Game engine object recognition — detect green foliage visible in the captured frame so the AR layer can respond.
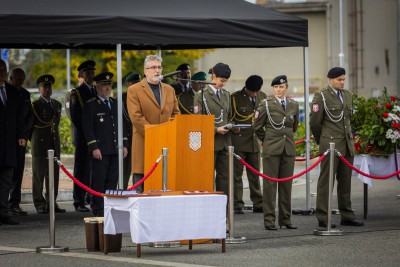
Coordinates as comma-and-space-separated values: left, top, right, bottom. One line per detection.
59, 116, 74, 154
294, 123, 319, 157
351, 88, 399, 156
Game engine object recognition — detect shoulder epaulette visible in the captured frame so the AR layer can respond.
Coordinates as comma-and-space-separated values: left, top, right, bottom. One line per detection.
87, 97, 96, 103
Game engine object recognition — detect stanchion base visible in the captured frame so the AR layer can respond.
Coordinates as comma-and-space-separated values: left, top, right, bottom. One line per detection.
313, 229, 343, 236
226, 237, 247, 244
397, 194, 400, 199
36, 246, 69, 253
149, 241, 181, 248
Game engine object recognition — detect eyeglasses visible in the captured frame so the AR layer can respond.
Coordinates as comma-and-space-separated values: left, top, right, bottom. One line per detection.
146, 66, 163, 70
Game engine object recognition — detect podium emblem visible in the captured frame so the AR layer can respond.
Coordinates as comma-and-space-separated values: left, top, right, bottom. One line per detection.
189, 131, 202, 151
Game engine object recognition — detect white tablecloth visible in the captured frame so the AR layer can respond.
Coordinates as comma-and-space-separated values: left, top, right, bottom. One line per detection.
353, 153, 400, 187
104, 194, 227, 244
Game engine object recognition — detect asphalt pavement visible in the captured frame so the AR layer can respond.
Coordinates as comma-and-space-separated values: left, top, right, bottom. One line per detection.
1, 164, 400, 267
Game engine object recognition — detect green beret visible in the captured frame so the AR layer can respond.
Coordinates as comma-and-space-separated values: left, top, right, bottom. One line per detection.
192, 71, 207, 81
271, 75, 287, 86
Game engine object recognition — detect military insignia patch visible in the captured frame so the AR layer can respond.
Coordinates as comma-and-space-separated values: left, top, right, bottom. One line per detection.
312, 104, 319, 112
289, 114, 294, 120
193, 105, 199, 114
254, 110, 260, 120
189, 131, 202, 151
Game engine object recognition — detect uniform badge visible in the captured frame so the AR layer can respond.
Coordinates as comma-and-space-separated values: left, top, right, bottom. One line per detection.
312, 104, 319, 112
100, 117, 104, 122
289, 114, 294, 120
189, 131, 202, 151
194, 105, 199, 114
254, 110, 260, 120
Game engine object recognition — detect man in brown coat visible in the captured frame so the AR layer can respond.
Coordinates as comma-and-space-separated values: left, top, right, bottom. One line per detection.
127, 55, 180, 192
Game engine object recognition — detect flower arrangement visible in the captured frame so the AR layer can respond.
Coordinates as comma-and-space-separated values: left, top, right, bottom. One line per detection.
351, 88, 399, 156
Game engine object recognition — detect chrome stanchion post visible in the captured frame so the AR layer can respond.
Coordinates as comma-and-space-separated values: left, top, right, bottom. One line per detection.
314, 143, 343, 236
226, 146, 246, 244
162, 148, 168, 192
36, 150, 69, 253
149, 148, 181, 248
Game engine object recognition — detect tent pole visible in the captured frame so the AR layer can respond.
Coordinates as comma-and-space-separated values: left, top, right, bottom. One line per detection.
303, 47, 311, 210
116, 44, 124, 188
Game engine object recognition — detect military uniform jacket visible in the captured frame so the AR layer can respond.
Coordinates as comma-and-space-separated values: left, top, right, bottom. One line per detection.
254, 97, 299, 156
17, 87, 33, 140
172, 82, 191, 97
69, 82, 96, 146
193, 85, 233, 151
82, 97, 128, 155
31, 97, 62, 157
310, 86, 354, 156
231, 89, 267, 153
0, 82, 24, 168
127, 79, 180, 173
177, 89, 195, 114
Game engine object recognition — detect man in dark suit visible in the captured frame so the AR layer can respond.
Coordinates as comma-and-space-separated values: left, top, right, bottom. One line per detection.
69, 60, 96, 212
254, 75, 299, 231
171, 63, 191, 96
310, 67, 364, 228
0, 59, 25, 225
31, 74, 66, 214
193, 63, 238, 196
122, 73, 141, 189
231, 75, 265, 214
177, 71, 206, 114
8, 68, 33, 216
82, 72, 128, 216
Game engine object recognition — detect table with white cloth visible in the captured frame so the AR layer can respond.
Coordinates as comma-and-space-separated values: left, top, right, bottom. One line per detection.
353, 153, 400, 218
104, 194, 227, 257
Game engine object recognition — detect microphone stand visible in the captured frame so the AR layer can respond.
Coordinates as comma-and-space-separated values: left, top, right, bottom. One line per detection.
175, 78, 216, 115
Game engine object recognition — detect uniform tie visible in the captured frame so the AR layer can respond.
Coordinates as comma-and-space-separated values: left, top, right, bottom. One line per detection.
281, 100, 286, 111
337, 90, 343, 103
251, 96, 256, 107
216, 90, 221, 100
104, 99, 110, 109
91, 86, 96, 96
0, 85, 6, 106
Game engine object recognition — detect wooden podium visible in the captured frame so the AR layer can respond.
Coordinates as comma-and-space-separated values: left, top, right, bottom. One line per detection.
144, 114, 214, 191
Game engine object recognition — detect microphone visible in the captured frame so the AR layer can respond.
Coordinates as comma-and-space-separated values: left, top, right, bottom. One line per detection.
159, 70, 182, 80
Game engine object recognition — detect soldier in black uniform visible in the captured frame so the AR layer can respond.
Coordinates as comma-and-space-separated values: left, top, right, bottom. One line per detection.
31, 74, 66, 214
69, 60, 96, 212
171, 63, 191, 96
82, 72, 128, 216
177, 71, 207, 114
8, 68, 33, 216
122, 73, 141, 189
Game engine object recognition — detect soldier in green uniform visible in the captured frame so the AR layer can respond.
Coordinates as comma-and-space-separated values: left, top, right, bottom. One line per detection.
254, 75, 299, 230
122, 73, 141, 189
193, 63, 238, 195
31, 74, 66, 214
231, 75, 265, 214
171, 63, 191, 96
177, 71, 207, 114
310, 67, 364, 228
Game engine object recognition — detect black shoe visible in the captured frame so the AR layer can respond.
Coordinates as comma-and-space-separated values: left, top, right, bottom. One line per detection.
75, 205, 90, 212
9, 206, 28, 216
37, 208, 48, 215
1, 217, 20, 225
280, 224, 298, 229
341, 218, 364, 226
234, 208, 244, 214
54, 206, 66, 213
318, 220, 336, 228
92, 211, 104, 217
253, 207, 263, 213
265, 225, 277, 231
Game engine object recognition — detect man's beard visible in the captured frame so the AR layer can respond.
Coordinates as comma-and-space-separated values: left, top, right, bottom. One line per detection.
149, 74, 161, 83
